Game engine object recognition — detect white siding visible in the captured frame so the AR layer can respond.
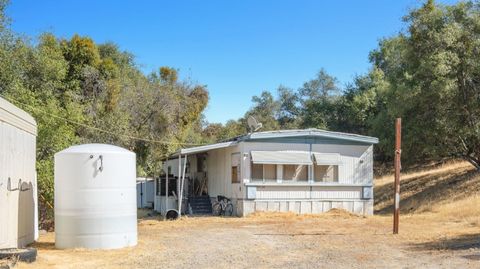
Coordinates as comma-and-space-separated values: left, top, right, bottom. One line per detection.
0, 98, 37, 248
207, 145, 240, 198
254, 186, 362, 200
159, 138, 375, 216
310, 144, 373, 185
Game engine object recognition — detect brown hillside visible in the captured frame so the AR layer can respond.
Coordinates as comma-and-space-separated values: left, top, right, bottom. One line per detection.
375, 161, 479, 215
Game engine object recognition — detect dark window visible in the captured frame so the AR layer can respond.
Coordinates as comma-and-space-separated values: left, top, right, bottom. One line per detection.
232, 166, 239, 183
251, 163, 263, 181
159, 176, 178, 196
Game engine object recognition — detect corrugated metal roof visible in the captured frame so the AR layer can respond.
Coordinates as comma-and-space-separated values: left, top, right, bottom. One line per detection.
245, 129, 378, 144
251, 150, 313, 165
170, 128, 378, 158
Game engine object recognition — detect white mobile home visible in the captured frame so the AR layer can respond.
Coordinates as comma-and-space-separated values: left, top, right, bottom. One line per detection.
156, 129, 378, 216
0, 97, 38, 248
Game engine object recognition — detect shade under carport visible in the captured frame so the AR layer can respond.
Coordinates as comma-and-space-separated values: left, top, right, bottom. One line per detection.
312, 152, 342, 165
250, 151, 312, 165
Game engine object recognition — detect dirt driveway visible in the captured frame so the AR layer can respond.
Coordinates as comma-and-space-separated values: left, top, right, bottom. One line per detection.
17, 211, 479, 269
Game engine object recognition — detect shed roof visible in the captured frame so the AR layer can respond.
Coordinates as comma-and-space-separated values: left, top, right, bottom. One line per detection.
0, 97, 37, 136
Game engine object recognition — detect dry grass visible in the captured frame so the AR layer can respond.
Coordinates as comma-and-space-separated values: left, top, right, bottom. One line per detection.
375, 160, 472, 187
373, 160, 480, 252
375, 160, 479, 215
18, 211, 479, 269
14, 160, 480, 268
247, 208, 360, 220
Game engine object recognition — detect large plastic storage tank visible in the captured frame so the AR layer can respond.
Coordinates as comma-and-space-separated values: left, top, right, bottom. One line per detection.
54, 144, 137, 249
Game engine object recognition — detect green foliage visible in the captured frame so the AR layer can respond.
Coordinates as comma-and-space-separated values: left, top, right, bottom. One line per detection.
203, 1, 480, 170
2, 0, 480, 220
0, 3, 209, 213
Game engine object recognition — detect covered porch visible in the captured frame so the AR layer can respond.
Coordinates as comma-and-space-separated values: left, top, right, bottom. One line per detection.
154, 141, 237, 216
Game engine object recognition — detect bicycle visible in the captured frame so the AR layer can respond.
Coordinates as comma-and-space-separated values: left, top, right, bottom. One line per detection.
212, 195, 233, 216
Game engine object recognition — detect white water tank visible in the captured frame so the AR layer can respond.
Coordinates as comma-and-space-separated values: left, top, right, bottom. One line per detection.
54, 144, 137, 249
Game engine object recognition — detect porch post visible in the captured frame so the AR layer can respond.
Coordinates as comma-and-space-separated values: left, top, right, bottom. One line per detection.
165, 157, 168, 216
178, 154, 187, 216
177, 154, 181, 212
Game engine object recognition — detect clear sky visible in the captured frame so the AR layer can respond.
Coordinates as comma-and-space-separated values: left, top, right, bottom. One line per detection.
6, 0, 456, 124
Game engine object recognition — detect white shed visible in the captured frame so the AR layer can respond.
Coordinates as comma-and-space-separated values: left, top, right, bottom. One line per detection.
157, 129, 378, 216
0, 97, 38, 248
136, 177, 155, 208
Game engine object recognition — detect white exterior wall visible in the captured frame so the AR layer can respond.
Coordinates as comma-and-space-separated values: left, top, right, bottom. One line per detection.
0, 97, 38, 248
206, 145, 241, 198
155, 139, 375, 217
136, 178, 155, 208
310, 144, 373, 185
239, 141, 374, 216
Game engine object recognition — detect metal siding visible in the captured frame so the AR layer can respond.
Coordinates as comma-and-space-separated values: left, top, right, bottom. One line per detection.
255, 186, 362, 200
205, 145, 240, 198
244, 142, 373, 185
164, 140, 375, 216
310, 144, 372, 185
0, 120, 37, 248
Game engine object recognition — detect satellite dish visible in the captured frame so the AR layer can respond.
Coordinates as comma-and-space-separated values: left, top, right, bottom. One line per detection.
247, 116, 263, 133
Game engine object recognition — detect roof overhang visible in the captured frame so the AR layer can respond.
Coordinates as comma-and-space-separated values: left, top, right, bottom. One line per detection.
169, 141, 237, 158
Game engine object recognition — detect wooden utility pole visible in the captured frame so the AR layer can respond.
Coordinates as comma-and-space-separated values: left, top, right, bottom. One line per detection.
393, 118, 402, 234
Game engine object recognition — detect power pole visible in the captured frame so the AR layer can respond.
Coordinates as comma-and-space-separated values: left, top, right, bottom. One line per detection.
393, 118, 402, 234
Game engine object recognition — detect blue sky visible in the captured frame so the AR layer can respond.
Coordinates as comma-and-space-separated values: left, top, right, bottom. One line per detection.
7, 0, 457, 123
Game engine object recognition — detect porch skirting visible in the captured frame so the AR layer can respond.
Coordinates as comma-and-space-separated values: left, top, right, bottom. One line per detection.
236, 199, 373, 217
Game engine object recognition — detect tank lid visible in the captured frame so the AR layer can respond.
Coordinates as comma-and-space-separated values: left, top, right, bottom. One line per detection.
56, 143, 134, 155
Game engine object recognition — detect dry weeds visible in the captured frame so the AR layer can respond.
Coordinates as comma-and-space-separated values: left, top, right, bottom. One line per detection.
14, 161, 480, 269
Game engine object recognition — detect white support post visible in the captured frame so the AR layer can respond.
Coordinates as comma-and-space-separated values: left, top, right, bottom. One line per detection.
178, 154, 187, 217
276, 164, 283, 183
165, 157, 169, 216
177, 154, 181, 212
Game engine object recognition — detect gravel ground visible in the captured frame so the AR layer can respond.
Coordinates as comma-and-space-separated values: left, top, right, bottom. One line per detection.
17, 211, 479, 269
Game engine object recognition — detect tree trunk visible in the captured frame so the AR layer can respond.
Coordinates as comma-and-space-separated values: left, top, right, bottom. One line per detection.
464, 155, 480, 171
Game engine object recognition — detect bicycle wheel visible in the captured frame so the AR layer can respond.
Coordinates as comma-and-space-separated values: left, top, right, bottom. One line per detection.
224, 203, 233, 216
212, 202, 222, 216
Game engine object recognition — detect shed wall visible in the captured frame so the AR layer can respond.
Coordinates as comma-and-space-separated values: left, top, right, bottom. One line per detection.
0, 98, 38, 248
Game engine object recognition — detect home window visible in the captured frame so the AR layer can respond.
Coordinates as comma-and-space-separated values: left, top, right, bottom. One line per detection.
283, 165, 308, 181
251, 163, 263, 181
231, 153, 241, 183
250, 163, 277, 181
314, 165, 338, 182
264, 164, 277, 181
250, 151, 312, 182
231, 166, 239, 183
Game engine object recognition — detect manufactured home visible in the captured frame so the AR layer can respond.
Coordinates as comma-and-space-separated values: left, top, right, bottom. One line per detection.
155, 129, 378, 216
